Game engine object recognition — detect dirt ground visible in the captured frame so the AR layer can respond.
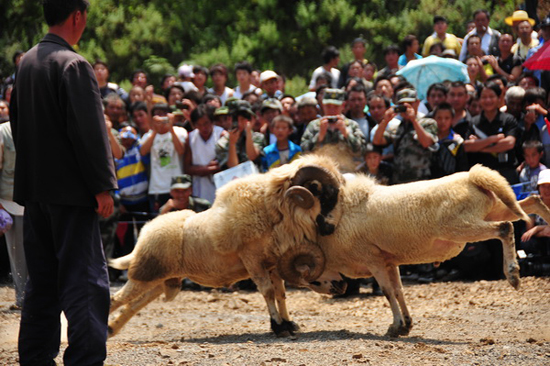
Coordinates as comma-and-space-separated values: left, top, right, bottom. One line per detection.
0, 277, 549, 366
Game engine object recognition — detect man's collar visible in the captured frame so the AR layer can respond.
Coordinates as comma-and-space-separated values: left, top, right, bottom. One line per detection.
41, 33, 76, 52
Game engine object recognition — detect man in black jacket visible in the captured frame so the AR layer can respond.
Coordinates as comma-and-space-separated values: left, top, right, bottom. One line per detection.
9, 1, 117, 365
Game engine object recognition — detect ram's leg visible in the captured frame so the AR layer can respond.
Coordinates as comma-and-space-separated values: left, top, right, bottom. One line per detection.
241, 255, 293, 337
371, 264, 407, 337
443, 221, 520, 290
498, 222, 521, 289
163, 277, 184, 302
520, 195, 550, 224
110, 279, 161, 313
388, 265, 412, 335
108, 284, 164, 337
270, 270, 299, 333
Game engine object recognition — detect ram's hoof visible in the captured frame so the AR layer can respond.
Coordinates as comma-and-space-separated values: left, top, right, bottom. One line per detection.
271, 319, 300, 337
507, 264, 521, 290
107, 325, 116, 338
385, 323, 411, 338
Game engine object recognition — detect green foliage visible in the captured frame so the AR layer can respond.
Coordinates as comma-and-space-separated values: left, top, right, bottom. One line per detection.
1, 0, 525, 95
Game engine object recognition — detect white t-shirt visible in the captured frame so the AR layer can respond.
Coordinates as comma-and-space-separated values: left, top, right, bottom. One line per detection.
140, 126, 188, 194
233, 84, 258, 99
208, 86, 234, 105
188, 126, 225, 203
309, 66, 340, 90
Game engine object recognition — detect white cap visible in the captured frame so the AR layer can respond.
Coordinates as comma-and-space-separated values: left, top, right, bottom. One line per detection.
178, 64, 195, 78
538, 169, 550, 186
260, 70, 278, 84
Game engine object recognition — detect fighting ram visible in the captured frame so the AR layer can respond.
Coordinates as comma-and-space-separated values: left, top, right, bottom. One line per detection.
279, 164, 550, 337
107, 155, 344, 337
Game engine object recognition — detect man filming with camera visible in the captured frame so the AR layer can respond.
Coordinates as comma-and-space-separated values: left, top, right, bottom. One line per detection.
373, 87, 438, 184
215, 99, 266, 169
300, 88, 366, 153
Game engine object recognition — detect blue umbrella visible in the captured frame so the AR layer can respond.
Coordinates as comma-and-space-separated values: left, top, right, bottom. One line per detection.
396, 55, 470, 100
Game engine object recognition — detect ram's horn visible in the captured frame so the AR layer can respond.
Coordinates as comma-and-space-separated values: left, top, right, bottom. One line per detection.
277, 241, 326, 284
291, 165, 341, 194
284, 186, 315, 209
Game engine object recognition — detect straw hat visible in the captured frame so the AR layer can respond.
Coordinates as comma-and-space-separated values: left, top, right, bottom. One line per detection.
505, 10, 535, 26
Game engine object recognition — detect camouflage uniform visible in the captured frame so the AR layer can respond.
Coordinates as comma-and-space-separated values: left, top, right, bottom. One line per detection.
384, 116, 438, 184
215, 131, 266, 170
300, 116, 366, 153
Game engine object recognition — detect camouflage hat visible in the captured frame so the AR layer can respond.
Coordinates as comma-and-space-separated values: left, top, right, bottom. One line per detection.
297, 97, 318, 109
171, 174, 192, 190
396, 88, 418, 104
261, 98, 283, 112
227, 99, 253, 118
214, 106, 229, 116
322, 88, 345, 105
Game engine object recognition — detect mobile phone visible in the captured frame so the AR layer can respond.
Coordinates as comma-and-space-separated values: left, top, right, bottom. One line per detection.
394, 105, 407, 113
327, 116, 338, 123
159, 116, 169, 124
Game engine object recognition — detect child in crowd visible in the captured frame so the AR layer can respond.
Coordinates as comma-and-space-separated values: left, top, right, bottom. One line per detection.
261, 115, 301, 172
520, 169, 550, 270
519, 140, 547, 192
356, 143, 392, 185
432, 102, 468, 178
116, 126, 150, 213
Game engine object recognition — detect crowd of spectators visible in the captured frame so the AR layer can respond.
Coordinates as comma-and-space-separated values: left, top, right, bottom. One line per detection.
1, 8, 550, 290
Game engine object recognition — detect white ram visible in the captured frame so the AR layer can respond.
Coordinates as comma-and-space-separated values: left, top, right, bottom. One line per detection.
279, 165, 550, 337
108, 154, 344, 337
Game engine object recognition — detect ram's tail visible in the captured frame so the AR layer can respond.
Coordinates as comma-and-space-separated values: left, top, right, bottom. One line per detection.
108, 253, 135, 270
468, 164, 531, 224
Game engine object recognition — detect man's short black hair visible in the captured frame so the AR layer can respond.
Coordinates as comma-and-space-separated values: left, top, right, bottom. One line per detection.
183, 90, 202, 105
130, 69, 148, 83
467, 35, 483, 47
347, 84, 368, 99
518, 71, 540, 87
351, 37, 367, 47
473, 9, 490, 20
433, 15, 447, 24
160, 73, 176, 87
315, 71, 333, 86
130, 101, 148, 115
522, 140, 543, 153
434, 102, 455, 118
524, 87, 547, 106
383, 44, 400, 56
427, 83, 448, 97
234, 61, 253, 74
480, 81, 502, 98
12, 50, 24, 65
43, 0, 89, 27
322, 46, 340, 64
164, 84, 185, 101
402, 35, 417, 50
487, 74, 508, 88
450, 81, 467, 91
209, 63, 228, 77
191, 104, 212, 124
92, 59, 108, 69
202, 93, 222, 106
367, 92, 391, 108
192, 65, 208, 76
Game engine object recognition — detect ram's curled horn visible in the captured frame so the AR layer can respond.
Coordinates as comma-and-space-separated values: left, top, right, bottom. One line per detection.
277, 241, 326, 284
284, 186, 315, 209
291, 165, 342, 191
